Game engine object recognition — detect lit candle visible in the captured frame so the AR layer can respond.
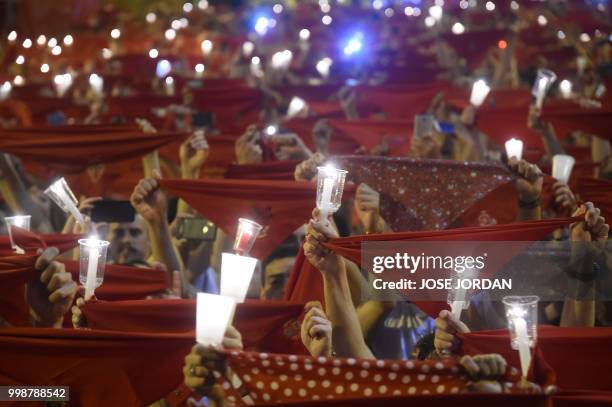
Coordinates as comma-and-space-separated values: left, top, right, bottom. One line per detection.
220, 252, 259, 303
532, 69, 557, 109
45, 178, 84, 224
505, 138, 523, 160
559, 79, 572, 99
552, 154, 575, 184
233, 218, 263, 255
287, 96, 306, 118
4, 215, 31, 253
513, 315, 531, 379
196, 293, 236, 347
79, 237, 110, 301
89, 73, 104, 95
85, 245, 99, 300
470, 79, 491, 107
316, 166, 347, 222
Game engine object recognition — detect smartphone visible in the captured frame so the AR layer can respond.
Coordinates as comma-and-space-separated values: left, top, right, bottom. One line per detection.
176, 218, 217, 241
192, 111, 215, 128
91, 200, 136, 223
413, 114, 436, 139
435, 121, 455, 135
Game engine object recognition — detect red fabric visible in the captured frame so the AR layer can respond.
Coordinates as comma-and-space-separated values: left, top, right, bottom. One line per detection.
0, 227, 81, 255
61, 260, 168, 301
328, 120, 412, 156
0, 124, 189, 173
334, 156, 513, 231
552, 390, 612, 406
285, 217, 576, 316
0, 253, 38, 327
215, 350, 535, 406
542, 105, 612, 142
265, 393, 550, 407
104, 95, 182, 119
461, 326, 612, 391
190, 87, 262, 133
0, 229, 81, 326
0, 328, 193, 407
356, 82, 451, 120
225, 160, 299, 180
80, 299, 306, 354
160, 179, 329, 259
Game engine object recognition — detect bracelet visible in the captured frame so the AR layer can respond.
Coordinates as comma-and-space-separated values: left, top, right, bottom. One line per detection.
518, 198, 541, 209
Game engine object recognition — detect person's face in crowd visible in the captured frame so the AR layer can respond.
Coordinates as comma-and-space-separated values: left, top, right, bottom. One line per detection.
260, 257, 294, 300
109, 215, 150, 265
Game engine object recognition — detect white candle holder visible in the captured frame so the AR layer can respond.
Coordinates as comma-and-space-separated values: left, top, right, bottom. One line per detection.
559, 79, 572, 99
88, 73, 104, 96
287, 96, 307, 118
532, 69, 557, 109
503, 295, 539, 379
552, 154, 575, 184
196, 293, 236, 347
233, 218, 263, 256
505, 138, 523, 160
4, 215, 31, 253
447, 266, 475, 320
220, 252, 258, 303
316, 165, 348, 221
44, 178, 84, 224
470, 79, 491, 108
78, 237, 110, 300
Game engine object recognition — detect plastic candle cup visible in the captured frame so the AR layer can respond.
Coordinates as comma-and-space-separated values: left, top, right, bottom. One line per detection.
503, 295, 539, 379
316, 166, 348, 222
4, 215, 31, 253
220, 252, 259, 303
505, 138, 523, 160
552, 154, 575, 184
89, 73, 104, 96
287, 96, 306, 118
447, 266, 475, 321
470, 79, 491, 107
233, 218, 263, 256
78, 237, 110, 300
532, 69, 557, 109
44, 178, 84, 224
196, 293, 236, 347
559, 79, 572, 99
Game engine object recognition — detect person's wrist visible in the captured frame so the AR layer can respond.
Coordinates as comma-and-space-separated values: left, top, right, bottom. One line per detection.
518, 195, 541, 208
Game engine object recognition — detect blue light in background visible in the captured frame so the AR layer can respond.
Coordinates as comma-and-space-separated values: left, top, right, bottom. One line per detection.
343, 32, 364, 56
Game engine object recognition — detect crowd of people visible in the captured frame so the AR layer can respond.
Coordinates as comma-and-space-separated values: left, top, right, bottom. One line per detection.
0, 0, 611, 405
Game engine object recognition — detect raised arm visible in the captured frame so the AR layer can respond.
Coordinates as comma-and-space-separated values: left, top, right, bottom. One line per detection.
304, 209, 374, 359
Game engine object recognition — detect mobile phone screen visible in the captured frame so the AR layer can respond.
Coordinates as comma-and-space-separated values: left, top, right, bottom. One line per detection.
91, 200, 136, 223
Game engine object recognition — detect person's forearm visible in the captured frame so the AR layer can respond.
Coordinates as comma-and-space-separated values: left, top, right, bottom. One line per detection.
143, 150, 161, 178
146, 219, 184, 290
357, 300, 394, 338
561, 249, 597, 327
592, 136, 611, 178
540, 124, 565, 158
322, 261, 375, 359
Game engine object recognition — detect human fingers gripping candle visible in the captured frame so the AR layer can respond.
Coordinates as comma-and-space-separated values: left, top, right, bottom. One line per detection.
78, 237, 110, 300
552, 154, 575, 184
316, 165, 347, 222
503, 296, 539, 381
196, 293, 236, 347
505, 138, 523, 160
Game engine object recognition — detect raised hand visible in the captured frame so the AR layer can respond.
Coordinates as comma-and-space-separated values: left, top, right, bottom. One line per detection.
300, 301, 333, 357
25, 247, 77, 327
